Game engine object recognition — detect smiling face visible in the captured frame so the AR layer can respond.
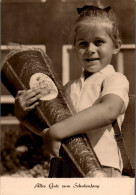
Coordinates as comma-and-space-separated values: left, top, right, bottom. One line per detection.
75, 19, 120, 74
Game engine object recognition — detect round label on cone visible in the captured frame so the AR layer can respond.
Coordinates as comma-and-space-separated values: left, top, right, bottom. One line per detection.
29, 73, 58, 100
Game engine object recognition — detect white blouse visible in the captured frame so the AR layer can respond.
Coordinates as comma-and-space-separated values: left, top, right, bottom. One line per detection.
65, 64, 129, 171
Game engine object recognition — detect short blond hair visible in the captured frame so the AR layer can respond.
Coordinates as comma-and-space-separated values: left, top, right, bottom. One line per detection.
73, 6, 121, 46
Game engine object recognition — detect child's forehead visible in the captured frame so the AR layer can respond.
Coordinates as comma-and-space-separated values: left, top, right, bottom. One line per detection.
76, 19, 112, 40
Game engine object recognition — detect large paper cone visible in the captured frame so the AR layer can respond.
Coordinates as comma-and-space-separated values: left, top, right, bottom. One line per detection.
1, 48, 106, 177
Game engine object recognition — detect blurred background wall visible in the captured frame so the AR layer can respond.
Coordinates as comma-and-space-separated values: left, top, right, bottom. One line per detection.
1, 0, 135, 176
1, 0, 135, 93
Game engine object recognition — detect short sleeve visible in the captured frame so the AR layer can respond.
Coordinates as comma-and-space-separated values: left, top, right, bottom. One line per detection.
101, 72, 129, 110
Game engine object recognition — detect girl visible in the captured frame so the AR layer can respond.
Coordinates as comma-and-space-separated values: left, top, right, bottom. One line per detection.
14, 5, 129, 177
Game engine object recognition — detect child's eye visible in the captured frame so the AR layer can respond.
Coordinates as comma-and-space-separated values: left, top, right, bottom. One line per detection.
78, 41, 88, 47
95, 40, 104, 46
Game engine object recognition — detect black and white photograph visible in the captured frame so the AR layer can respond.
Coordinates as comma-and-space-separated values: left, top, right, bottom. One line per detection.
1, 0, 135, 194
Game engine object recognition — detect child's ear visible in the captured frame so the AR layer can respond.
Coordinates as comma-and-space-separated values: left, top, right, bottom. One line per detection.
113, 39, 122, 54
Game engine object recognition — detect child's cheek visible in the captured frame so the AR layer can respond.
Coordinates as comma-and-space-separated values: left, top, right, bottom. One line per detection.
77, 48, 85, 58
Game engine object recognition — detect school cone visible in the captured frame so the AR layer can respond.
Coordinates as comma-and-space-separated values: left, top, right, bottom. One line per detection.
1, 48, 107, 177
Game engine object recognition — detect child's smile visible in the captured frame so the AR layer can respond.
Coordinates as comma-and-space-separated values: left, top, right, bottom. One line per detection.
75, 21, 119, 73
85, 58, 100, 62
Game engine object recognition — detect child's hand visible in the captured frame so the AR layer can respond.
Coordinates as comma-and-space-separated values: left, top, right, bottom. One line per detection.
14, 88, 42, 120
42, 128, 62, 158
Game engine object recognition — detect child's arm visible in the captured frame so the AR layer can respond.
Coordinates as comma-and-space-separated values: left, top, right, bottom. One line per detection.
42, 94, 124, 156
49, 94, 124, 139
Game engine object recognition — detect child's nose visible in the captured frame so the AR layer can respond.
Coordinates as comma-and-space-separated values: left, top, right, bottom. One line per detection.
87, 43, 96, 53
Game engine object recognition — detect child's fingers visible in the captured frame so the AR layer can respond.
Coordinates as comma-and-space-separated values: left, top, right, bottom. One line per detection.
25, 101, 39, 111
50, 148, 63, 159
48, 142, 62, 158
49, 154, 63, 160
15, 91, 40, 110
16, 90, 25, 97
25, 94, 42, 106
16, 89, 38, 99
23, 89, 41, 100
16, 89, 41, 106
